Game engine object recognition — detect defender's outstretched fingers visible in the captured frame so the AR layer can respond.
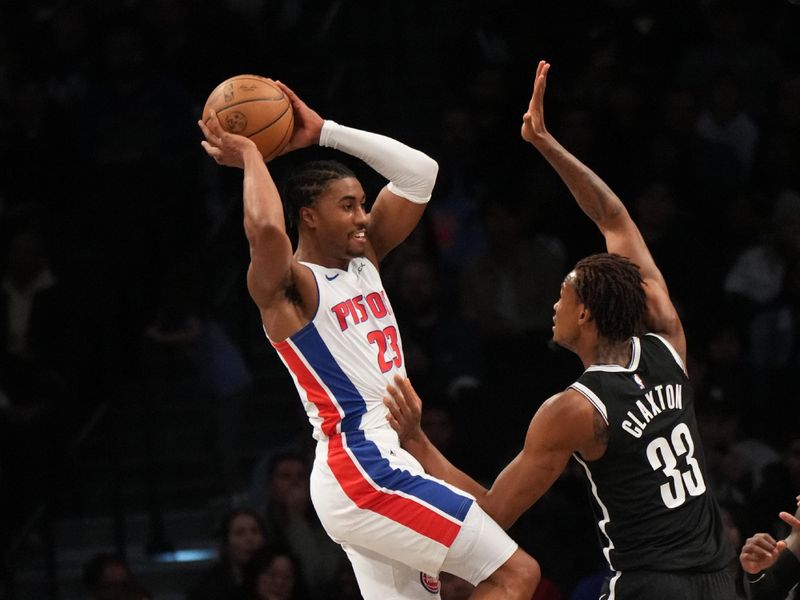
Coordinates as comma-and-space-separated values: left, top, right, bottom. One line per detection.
779, 510, 800, 529
385, 411, 401, 432
533, 62, 549, 110
384, 381, 407, 417
383, 387, 406, 435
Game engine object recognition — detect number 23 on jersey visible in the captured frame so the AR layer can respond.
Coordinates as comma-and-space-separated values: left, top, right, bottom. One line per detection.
367, 326, 402, 373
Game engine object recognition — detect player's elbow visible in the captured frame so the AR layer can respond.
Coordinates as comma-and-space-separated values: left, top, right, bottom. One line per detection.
389, 154, 439, 202
421, 155, 439, 182
421, 156, 439, 196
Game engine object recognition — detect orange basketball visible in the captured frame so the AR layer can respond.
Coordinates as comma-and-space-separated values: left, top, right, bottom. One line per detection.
202, 75, 294, 161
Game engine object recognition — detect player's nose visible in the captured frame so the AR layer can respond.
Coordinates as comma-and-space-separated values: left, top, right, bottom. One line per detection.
354, 205, 368, 225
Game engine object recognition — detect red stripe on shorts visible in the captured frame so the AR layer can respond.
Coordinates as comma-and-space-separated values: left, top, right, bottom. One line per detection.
327, 433, 461, 547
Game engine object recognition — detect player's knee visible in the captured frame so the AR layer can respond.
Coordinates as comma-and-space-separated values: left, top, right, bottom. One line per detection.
491, 548, 540, 598
511, 549, 541, 595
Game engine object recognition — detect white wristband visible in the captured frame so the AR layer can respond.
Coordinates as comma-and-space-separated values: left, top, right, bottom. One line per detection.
746, 571, 766, 584
320, 120, 437, 204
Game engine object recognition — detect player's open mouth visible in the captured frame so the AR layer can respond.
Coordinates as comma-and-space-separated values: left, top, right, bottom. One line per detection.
351, 231, 367, 240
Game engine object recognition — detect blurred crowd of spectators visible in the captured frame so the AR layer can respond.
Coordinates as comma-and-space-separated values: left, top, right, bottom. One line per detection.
1, 0, 800, 598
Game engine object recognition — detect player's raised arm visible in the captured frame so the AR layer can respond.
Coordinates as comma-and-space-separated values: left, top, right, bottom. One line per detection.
276, 80, 437, 263
522, 60, 685, 358
319, 119, 438, 262
277, 79, 438, 264
199, 110, 295, 310
363, 150, 438, 262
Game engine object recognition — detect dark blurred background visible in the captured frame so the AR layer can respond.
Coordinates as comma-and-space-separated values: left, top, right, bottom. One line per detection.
1, 0, 800, 598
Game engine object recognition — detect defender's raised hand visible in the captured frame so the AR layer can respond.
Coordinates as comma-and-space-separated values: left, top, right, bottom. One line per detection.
521, 60, 551, 146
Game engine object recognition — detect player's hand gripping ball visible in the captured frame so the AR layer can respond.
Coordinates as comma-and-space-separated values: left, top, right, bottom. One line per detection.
202, 75, 294, 161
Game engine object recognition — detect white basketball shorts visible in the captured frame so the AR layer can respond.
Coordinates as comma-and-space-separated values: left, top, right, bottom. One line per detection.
310, 426, 518, 599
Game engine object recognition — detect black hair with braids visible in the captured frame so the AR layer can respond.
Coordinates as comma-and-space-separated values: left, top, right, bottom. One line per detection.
282, 160, 356, 229
571, 253, 647, 342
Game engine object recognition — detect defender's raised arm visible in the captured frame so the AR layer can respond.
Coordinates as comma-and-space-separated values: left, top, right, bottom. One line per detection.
521, 61, 685, 360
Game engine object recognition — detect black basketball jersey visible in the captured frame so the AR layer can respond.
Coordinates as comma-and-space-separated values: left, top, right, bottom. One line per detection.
570, 334, 734, 573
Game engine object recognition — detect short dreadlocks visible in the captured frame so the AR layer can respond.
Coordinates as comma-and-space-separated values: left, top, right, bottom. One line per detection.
571, 253, 647, 342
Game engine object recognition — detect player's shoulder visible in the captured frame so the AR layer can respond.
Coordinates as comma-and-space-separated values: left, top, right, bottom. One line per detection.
530, 388, 603, 453
540, 388, 598, 422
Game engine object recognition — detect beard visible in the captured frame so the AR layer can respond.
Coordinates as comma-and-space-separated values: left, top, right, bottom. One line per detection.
345, 239, 367, 257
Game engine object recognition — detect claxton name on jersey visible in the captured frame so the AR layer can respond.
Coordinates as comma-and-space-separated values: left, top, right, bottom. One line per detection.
330, 291, 391, 331
622, 383, 684, 438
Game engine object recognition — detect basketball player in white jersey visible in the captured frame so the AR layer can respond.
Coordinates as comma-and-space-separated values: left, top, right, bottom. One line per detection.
198, 82, 538, 599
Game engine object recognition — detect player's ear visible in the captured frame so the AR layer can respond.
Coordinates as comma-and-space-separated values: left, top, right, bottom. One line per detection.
299, 206, 316, 229
578, 305, 592, 324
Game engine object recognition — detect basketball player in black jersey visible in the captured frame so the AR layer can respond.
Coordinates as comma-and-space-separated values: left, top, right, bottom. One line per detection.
384, 60, 737, 599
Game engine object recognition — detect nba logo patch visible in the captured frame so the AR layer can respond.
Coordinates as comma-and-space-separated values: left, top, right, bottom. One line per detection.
420, 572, 440, 594
633, 373, 645, 389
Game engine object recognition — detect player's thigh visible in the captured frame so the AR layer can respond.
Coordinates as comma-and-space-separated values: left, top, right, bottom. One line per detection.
310, 440, 471, 575
342, 542, 443, 600
440, 502, 518, 586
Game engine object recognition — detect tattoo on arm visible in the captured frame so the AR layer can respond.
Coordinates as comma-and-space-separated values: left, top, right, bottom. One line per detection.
593, 411, 609, 446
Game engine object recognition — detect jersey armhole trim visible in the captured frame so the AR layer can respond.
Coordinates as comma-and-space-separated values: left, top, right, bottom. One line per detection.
646, 333, 687, 375
570, 382, 609, 425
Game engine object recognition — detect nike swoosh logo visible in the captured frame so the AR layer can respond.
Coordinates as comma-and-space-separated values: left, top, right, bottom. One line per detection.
325, 274, 340, 281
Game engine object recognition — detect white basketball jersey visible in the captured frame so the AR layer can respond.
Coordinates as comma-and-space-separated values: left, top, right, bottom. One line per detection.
271, 259, 407, 440
267, 258, 516, 590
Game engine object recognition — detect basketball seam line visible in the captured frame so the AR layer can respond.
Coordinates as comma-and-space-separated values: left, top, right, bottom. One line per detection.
263, 112, 294, 160
248, 104, 291, 137
209, 96, 286, 117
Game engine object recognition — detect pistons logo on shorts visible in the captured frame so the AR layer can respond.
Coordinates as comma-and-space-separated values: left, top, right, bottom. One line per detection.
419, 572, 441, 594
